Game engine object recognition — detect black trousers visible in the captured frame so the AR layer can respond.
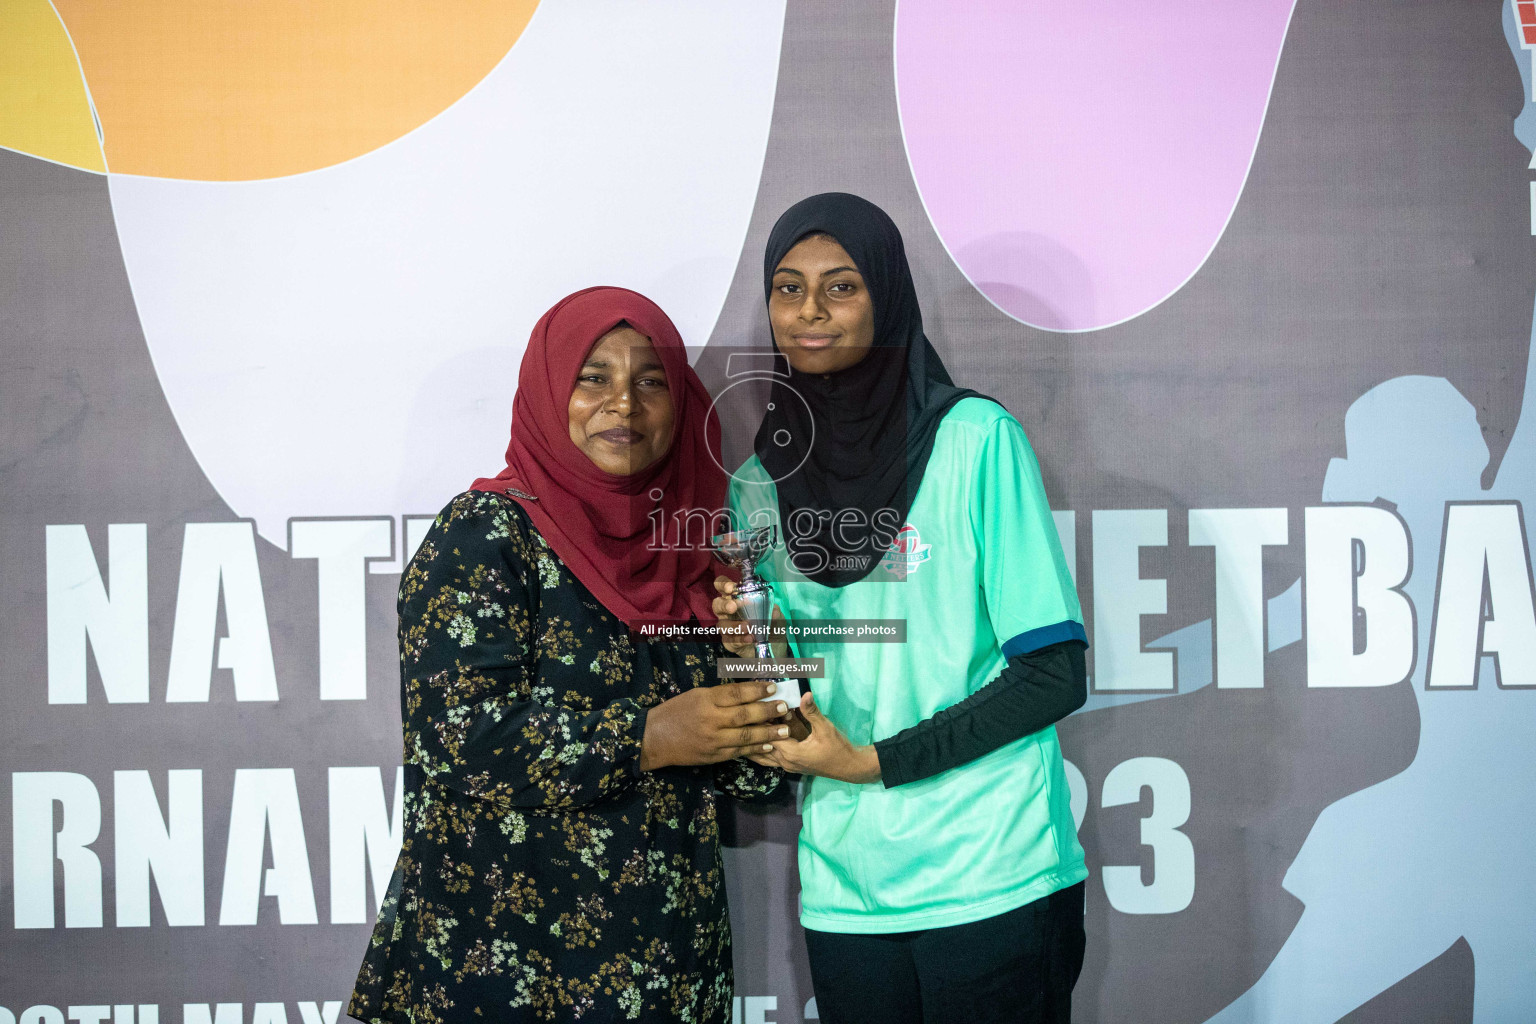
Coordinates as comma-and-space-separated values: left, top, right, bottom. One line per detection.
803, 882, 1086, 1024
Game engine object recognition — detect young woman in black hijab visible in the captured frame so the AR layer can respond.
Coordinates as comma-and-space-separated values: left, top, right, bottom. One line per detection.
715, 193, 1090, 1024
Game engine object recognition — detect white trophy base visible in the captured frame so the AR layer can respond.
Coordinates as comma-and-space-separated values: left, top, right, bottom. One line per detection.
763, 676, 805, 709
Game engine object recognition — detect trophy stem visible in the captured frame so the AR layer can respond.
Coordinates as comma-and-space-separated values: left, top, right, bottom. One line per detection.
711, 525, 803, 708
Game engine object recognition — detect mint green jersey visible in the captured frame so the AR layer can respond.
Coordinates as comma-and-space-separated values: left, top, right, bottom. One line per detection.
728, 397, 1088, 933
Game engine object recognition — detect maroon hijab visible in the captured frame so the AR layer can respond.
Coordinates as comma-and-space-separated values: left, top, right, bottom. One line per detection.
471, 287, 724, 627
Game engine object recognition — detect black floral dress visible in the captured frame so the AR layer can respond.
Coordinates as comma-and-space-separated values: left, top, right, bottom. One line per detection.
349, 491, 781, 1024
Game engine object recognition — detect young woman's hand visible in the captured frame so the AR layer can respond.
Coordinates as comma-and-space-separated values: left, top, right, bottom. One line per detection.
749, 691, 881, 784
640, 681, 791, 770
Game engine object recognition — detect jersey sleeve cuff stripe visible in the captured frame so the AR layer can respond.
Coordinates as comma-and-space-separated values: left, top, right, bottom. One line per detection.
1001, 620, 1087, 658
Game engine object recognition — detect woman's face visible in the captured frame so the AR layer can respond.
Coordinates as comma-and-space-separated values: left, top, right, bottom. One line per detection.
769, 234, 875, 375
567, 325, 676, 476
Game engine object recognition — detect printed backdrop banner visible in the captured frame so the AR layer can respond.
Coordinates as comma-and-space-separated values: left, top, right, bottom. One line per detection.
2, 1, 1533, 1022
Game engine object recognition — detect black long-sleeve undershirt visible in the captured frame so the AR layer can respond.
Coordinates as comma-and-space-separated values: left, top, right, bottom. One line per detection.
873, 639, 1087, 789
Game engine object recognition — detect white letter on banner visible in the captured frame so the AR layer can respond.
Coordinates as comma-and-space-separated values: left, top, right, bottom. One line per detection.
1100, 757, 1194, 914
296, 1004, 341, 1024
21, 1011, 64, 1024
12, 773, 103, 928
1189, 508, 1289, 689
219, 769, 318, 925
329, 766, 405, 923
114, 770, 205, 926
67, 1011, 109, 1024
741, 998, 776, 1024
1092, 510, 1173, 690
1428, 502, 1536, 688
249, 1007, 285, 1024
166, 523, 278, 702
288, 519, 392, 700
46, 524, 149, 704
1305, 506, 1415, 687
183, 1007, 241, 1024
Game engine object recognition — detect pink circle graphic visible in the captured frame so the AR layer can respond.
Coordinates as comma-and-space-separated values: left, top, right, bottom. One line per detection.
896, 0, 1297, 332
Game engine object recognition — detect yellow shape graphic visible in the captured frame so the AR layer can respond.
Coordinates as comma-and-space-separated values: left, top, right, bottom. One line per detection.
51, 0, 539, 181
0, 0, 105, 172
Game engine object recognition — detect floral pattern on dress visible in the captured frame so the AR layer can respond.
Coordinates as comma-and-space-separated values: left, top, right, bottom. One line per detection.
350, 492, 781, 1024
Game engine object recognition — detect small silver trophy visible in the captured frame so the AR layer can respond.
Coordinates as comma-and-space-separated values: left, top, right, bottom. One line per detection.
711, 525, 804, 708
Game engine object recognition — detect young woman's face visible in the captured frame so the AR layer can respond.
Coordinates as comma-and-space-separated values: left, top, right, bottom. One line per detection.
567, 325, 676, 476
769, 234, 875, 376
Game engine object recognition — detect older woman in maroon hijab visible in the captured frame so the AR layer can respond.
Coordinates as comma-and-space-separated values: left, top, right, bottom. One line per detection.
349, 287, 789, 1024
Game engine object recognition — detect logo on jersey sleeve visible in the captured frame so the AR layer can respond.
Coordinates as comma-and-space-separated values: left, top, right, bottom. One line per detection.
880, 524, 933, 577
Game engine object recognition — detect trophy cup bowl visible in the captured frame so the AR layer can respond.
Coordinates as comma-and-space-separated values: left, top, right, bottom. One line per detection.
711, 525, 804, 708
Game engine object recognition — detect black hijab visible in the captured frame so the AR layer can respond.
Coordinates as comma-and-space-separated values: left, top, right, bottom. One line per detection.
754, 192, 989, 587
